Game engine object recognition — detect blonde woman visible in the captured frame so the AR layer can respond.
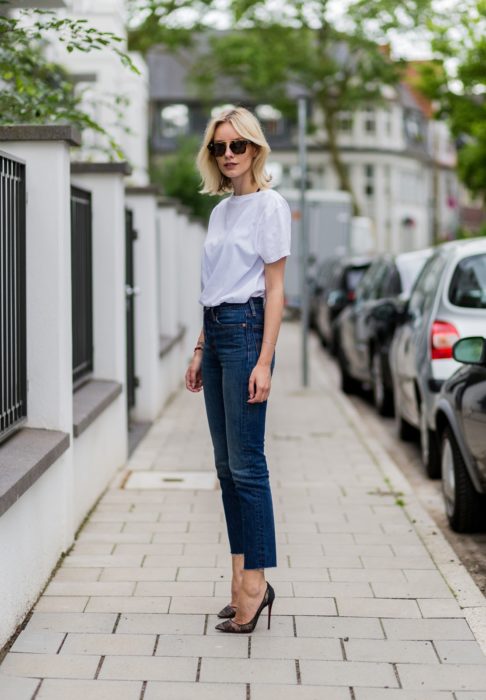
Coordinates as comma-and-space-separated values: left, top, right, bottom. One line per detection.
185, 107, 291, 633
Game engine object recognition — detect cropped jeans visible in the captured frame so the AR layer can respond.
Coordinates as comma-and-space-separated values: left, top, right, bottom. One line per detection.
202, 296, 277, 570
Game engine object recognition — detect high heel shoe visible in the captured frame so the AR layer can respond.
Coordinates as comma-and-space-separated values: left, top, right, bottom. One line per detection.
217, 604, 237, 618
215, 582, 275, 633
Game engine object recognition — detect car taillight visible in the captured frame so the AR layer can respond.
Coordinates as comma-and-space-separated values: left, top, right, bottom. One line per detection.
347, 290, 356, 302
430, 320, 460, 360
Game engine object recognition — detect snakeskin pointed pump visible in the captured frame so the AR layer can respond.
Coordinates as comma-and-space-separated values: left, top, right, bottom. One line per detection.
215, 582, 275, 633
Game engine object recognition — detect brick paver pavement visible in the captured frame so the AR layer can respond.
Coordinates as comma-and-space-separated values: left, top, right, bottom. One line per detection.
2, 321, 486, 699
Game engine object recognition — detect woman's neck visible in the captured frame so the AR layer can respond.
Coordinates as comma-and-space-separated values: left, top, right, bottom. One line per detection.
232, 172, 259, 197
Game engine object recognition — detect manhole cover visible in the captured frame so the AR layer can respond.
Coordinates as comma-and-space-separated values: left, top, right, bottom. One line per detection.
122, 471, 218, 490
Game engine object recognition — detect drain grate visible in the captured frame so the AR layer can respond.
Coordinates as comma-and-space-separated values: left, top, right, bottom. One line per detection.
122, 470, 218, 490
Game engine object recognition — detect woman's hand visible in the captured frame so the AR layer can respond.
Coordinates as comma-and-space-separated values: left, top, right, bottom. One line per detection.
185, 353, 203, 392
248, 363, 271, 403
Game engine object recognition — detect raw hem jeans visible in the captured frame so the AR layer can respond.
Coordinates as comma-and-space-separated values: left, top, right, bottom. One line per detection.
202, 296, 277, 570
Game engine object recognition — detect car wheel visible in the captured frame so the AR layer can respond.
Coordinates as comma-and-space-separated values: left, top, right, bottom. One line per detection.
441, 427, 485, 533
419, 398, 440, 479
338, 347, 358, 395
371, 349, 394, 417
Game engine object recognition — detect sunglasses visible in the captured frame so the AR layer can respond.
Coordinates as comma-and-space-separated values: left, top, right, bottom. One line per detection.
207, 139, 253, 157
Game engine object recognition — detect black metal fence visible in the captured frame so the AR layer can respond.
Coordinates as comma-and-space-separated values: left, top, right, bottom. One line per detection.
0, 151, 27, 444
71, 186, 93, 388
125, 207, 138, 413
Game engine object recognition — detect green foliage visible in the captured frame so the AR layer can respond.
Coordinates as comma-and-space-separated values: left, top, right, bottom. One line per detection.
150, 136, 221, 223
0, 1, 140, 159
416, 0, 486, 205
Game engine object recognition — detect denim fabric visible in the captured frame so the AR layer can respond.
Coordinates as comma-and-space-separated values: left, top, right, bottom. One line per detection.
202, 296, 277, 570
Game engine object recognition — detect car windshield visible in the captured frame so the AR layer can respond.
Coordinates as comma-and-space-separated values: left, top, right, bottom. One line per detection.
449, 253, 486, 308
397, 254, 431, 297
345, 267, 369, 291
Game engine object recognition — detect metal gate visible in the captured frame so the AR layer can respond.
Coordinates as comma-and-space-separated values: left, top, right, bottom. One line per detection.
125, 207, 139, 415
0, 151, 27, 444
71, 185, 93, 388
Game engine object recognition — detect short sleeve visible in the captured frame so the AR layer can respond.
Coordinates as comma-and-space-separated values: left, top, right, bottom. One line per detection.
255, 195, 291, 264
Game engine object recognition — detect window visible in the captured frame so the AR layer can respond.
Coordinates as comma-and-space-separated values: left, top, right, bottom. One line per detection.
449, 254, 486, 309
338, 112, 353, 132
255, 104, 284, 136
364, 108, 376, 133
160, 104, 189, 138
364, 164, 374, 197
408, 255, 447, 318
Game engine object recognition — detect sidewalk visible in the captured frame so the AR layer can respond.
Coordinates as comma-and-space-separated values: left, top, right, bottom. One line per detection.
1, 320, 486, 699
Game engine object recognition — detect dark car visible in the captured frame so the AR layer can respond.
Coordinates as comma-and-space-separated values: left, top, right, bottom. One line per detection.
335, 248, 433, 415
435, 337, 486, 533
311, 256, 371, 353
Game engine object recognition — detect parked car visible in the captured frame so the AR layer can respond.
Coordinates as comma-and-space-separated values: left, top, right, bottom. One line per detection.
390, 238, 486, 478
334, 248, 433, 415
435, 337, 486, 532
312, 256, 372, 352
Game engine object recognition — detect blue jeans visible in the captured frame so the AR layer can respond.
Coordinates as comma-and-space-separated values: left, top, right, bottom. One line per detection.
202, 296, 277, 570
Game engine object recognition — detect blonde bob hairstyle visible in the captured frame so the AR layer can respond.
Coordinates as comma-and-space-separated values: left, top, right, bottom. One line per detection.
196, 106, 272, 195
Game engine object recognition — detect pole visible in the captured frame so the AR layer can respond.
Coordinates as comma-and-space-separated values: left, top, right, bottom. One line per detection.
298, 96, 309, 387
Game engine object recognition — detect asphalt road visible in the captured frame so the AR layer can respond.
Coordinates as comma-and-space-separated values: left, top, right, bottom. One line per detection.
317, 334, 486, 597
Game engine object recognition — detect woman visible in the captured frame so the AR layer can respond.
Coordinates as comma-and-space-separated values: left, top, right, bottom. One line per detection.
185, 106, 291, 633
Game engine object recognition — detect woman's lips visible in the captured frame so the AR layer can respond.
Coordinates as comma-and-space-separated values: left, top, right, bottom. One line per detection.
224, 163, 238, 169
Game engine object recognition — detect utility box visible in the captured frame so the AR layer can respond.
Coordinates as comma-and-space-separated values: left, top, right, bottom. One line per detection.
279, 189, 352, 309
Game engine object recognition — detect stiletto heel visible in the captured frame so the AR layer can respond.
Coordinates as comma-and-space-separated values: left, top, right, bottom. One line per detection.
215, 582, 275, 633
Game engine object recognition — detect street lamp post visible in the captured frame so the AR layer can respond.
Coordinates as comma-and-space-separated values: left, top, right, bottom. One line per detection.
298, 95, 309, 387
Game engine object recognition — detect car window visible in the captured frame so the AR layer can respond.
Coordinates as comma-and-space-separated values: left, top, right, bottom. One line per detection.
380, 265, 402, 297
356, 260, 383, 301
408, 254, 447, 317
369, 261, 394, 299
345, 266, 369, 292
396, 253, 431, 297
449, 253, 486, 308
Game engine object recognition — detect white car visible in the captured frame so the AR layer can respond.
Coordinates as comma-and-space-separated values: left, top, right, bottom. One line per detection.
389, 237, 486, 478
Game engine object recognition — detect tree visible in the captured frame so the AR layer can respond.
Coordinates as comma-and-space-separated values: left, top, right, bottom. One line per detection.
416, 0, 486, 209
0, 0, 140, 158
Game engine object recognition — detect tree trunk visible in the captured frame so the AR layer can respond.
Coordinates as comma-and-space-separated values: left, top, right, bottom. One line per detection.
323, 108, 360, 216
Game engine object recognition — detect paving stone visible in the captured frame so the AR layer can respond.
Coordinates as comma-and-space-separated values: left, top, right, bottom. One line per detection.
434, 641, 486, 664
354, 691, 454, 699
144, 681, 246, 699
99, 655, 198, 681
299, 659, 398, 687
288, 555, 363, 568
455, 693, 486, 699
36, 679, 142, 700
77, 532, 152, 543
85, 596, 170, 613
383, 618, 475, 640
251, 685, 351, 699
0, 675, 40, 699
44, 582, 135, 597
100, 567, 177, 582
53, 568, 102, 582
200, 658, 297, 684
26, 612, 117, 634
371, 580, 453, 598
360, 557, 435, 569
250, 636, 342, 660
116, 613, 205, 635
135, 581, 214, 597
292, 581, 372, 598
417, 598, 465, 617
155, 634, 247, 658
113, 543, 184, 555
11, 631, 65, 655
60, 633, 156, 656
144, 555, 217, 567
336, 597, 421, 618
397, 663, 486, 690
35, 597, 89, 613
72, 543, 114, 555
64, 555, 143, 568
294, 616, 384, 639
0, 652, 99, 679
329, 568, 407, 583
344, 639, 437, 663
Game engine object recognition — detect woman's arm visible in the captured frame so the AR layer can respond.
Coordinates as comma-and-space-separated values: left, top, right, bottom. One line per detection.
248, 257, 287, 403
185, 325, 205, 392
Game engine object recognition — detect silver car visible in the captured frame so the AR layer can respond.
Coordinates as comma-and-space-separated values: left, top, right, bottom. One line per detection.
390, 237, 486, 478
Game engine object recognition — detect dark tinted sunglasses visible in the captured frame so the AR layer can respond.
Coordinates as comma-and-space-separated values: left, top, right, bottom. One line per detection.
207, 139, 253, 157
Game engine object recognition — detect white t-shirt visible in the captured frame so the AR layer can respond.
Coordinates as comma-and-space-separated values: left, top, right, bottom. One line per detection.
199, 188, 291, 307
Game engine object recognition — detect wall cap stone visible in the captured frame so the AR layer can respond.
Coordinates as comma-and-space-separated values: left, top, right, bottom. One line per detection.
0, 124, 81, 147
71, 161, 132, 175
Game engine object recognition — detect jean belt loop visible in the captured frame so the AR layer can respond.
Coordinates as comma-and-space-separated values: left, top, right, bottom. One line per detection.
249, 297, 256, 317
210, 306, 217, 322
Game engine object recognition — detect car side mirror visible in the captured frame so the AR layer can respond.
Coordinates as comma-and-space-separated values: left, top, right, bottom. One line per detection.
394, 300, 411, 325
328, 289, 347, 307
453, 337, 486, 365
370, 302, 396, 322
